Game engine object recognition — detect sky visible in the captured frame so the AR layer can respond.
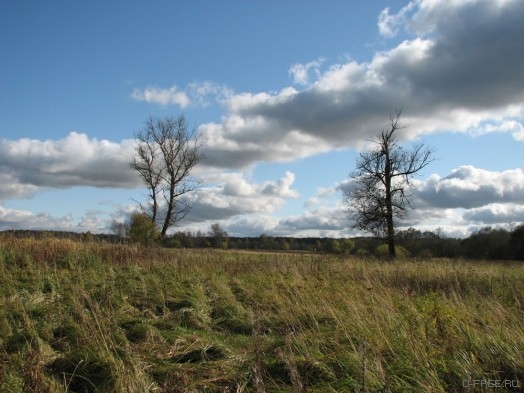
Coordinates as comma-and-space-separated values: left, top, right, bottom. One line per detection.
1, 0, 523, 238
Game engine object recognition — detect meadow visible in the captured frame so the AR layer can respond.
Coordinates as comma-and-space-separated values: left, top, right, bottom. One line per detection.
0, 237, 523, 392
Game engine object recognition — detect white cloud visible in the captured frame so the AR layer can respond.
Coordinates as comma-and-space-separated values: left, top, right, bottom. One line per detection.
222, 215, 281, 238
191, 0, 524, 169
125, 1, 524, 173
413, 166, 524, 209
304, 187, 338, 208
279, 207, 345, 232
3, 0, 524, 239
0, 133, 140, 201
0, 173, 40, 201
127, 176, 524, 235
463, 203, 524, 224
5, 160, 516, 237
288, 58, 325, 86
468, 119, 524, 137
131, 81, 232, 108
0, 206, 86, 232
378, 0, 518, 39
182, 171, 300, 223
513, 129, 524, 142
0, 205, 117, 233
187, 81, 233, 106
180, 205, 350, 238
327, 165, 524, 237
395, 165, 524, 233
261, 171, 299, 198
131, 85, 190, 107
128, 0, 523, 171
377, 3, 417, 37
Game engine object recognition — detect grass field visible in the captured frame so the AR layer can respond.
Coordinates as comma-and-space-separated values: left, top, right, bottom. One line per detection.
0, 237, 523, 392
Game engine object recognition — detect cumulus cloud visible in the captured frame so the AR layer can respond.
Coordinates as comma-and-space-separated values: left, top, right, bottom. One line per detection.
190, 0, 524, 169
126, 1, 524, 174
327, 165, 524, 237
3, 0, 523, 238
0, 133, 140, 200
181, 206, 349, 238
0, 173, 40, 201
131, 85, 190, 107
187, 81, 233, 107
223, 215, 281, 237
131, 81, 232, 108
288, 58, 325, 86
279, 207, 346, 233
0, 205, 107, 233
183, 171, 299, 223
463, 203, 524, 225
413, 166, 524, 209
469, 119, 524, 137
304, 186, 339, 208
394, 165, 524, 232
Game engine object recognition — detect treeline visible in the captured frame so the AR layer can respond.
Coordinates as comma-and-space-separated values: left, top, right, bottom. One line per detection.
0, 229, 109, 242
162, 225, 524, 261
1, 224, 523, 261
163, 232, 358, 254
395, 226, 524, 260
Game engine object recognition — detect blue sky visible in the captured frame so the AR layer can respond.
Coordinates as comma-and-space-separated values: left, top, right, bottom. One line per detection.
1, 0, 523, 238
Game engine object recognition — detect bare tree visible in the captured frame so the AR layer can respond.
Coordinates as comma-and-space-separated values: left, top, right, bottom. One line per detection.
344, 110, 434, 259
209, 222, 228, 249
130, 115, 204, 238
110, 218, 129, 242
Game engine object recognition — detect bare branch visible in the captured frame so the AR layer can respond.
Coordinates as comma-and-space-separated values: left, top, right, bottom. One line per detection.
344, 110, 435, 259
130, 115, 204, 238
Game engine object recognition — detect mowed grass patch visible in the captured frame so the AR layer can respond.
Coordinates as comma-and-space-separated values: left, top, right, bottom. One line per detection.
0, 237, 523, 392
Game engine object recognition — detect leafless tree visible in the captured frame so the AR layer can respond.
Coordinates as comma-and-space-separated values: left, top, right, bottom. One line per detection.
110, 218, 129, 242
209, 222, 228, 248
344, 110, 435, 259
130, 115, 204, 238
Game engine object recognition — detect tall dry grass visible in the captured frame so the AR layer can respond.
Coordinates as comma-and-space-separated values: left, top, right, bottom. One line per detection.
0, 236, 523, 392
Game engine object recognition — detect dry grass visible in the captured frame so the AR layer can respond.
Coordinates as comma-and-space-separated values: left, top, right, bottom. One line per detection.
0, 236, 523, 392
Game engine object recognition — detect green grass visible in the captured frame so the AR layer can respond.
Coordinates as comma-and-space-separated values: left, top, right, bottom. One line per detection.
0, 237, 523, 392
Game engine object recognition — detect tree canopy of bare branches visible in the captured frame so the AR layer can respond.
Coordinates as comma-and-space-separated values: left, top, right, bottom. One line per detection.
130, 115, 204, 238
344, 110, 435, 259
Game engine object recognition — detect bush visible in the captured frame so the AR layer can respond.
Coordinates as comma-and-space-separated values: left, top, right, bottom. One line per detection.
375, 243, 411, 258
325, 239, 355, 254
128, 213, 159, 246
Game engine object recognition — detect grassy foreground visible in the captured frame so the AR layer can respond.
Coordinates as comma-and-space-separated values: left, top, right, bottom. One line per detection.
0, 238, 523, 392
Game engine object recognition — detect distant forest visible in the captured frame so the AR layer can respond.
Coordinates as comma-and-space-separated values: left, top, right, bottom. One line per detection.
2, 224, 523, 261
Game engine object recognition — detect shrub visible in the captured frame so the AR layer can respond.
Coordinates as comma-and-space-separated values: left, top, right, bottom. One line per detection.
375, 243, 411, 258
128, 213, 159, 246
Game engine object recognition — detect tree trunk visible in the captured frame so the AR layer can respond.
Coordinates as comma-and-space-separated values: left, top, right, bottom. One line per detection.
161, 175, 177, 237
386, 207, 396, 260
151, 194, 158, 224
384, 146, 396, 260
